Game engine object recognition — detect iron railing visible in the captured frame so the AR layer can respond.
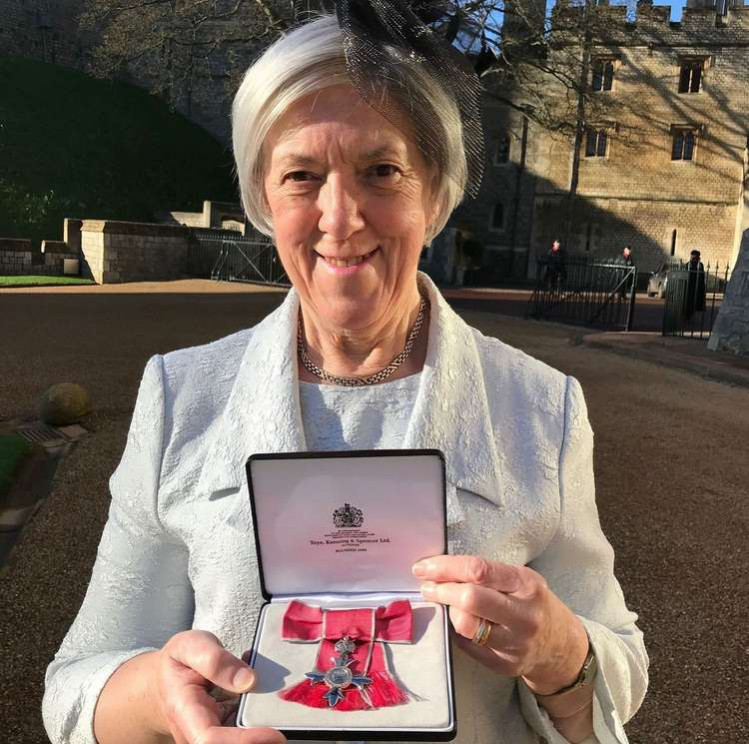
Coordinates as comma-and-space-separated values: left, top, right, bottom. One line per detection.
662, 261, 729, 339
526, 256, 637, 331
186, 229, 290, 286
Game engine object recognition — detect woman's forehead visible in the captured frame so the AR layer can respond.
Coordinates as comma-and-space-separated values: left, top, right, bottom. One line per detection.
266, 86, 416, 164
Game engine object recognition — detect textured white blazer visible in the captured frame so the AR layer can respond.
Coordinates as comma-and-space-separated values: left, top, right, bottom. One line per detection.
43, 275, 648, 744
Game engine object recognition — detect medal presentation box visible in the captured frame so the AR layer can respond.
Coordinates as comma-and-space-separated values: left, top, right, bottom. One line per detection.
238, 450, 456, 741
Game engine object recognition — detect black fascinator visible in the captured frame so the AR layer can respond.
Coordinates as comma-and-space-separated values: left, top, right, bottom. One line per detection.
335, 0, 485, 198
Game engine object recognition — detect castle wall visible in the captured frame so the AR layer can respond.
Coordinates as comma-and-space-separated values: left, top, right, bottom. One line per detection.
508, 1, 749, 277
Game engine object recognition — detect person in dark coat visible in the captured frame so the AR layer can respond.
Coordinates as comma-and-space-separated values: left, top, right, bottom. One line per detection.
617, 246, 634, 299
684, 249, 706, 319
544, 239, 566, 291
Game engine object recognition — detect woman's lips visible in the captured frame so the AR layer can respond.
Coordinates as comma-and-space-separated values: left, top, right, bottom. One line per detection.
316, 247, 380, 274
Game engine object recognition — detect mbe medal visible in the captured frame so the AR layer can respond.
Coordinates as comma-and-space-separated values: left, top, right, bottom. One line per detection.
304, 636, 373, 707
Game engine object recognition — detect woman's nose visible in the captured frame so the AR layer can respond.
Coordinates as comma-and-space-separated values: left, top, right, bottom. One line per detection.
317, 175, 365, 239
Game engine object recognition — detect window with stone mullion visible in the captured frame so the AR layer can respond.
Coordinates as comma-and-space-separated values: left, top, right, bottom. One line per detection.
678, 61, 703, 93
585, 128, 607, 158
672, 130, 695, 161
592, 60, 614, 92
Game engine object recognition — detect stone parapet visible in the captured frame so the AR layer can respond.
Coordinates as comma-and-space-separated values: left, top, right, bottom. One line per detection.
41, 240, 70, 254
80, 220, 190, 284
63, 219, 82, 254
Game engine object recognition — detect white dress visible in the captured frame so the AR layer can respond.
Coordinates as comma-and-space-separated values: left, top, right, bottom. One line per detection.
42, 274, 648, 744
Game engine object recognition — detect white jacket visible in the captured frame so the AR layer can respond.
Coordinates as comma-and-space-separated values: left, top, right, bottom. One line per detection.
43, 275, 648, 744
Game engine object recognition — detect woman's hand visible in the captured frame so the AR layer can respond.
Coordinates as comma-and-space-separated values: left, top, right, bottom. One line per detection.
413, 555, 590, 696
147, 630, 286, 744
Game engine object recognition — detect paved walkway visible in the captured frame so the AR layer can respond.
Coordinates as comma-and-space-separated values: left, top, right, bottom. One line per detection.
1, 281, 747, 744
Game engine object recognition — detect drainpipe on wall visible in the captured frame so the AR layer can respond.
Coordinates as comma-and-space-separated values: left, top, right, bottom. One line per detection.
509, 115, 529, 277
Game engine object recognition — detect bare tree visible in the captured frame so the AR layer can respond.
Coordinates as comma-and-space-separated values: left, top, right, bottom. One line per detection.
79, 0, 620, 132
80, 0, 298, 113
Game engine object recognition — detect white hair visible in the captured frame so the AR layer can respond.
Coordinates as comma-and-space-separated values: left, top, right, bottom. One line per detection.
231, 14, 468, 243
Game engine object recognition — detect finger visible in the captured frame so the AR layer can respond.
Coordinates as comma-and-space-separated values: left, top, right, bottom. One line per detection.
168, 682, 224, 742
447, 605, 509, 648
173, 685, 284, 744
413, 555, 529, 594
196, 726, 286, 743
208, 685, 240, 703
420, 580, 513, 624
452, 631, 514, 675
217, 697, 239, 726
168, 630, 257, 694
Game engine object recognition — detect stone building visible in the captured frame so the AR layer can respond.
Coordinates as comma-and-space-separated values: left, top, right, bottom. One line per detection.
462, 0, 749, 281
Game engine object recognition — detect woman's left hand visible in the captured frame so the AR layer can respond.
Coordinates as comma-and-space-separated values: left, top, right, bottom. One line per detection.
413, 555, 590, 696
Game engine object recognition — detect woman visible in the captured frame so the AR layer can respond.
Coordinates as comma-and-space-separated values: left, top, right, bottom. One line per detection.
43, 5, 647, 744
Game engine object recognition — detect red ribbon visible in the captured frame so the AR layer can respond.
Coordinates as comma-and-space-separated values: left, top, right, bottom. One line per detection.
279, 599, 413, 710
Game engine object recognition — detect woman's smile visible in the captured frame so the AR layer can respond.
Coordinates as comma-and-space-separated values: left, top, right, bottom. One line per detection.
314, 246, 381, 274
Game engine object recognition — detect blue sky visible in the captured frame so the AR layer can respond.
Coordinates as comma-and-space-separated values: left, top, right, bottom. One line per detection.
546, 0, 687, 22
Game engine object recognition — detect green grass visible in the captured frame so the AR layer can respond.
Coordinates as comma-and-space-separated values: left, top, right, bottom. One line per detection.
0, 435, 32, 500
0, 275, 96, 287
0, 55, 239, 250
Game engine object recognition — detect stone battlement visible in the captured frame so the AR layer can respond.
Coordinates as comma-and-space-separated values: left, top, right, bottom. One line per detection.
553, 1, 749, 44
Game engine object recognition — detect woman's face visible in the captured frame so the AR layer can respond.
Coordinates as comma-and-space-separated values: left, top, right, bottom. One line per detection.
263, 85, 436, 331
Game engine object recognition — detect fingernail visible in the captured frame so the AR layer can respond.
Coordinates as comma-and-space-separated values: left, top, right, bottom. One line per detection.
233, 666, 255, 691
420, 581, 436, 597
412, 561, 428, 578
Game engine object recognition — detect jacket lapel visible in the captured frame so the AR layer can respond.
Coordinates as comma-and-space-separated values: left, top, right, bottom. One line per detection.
195, 289, 306, 500
195, 275, 504, 526
403, 277, 504, 518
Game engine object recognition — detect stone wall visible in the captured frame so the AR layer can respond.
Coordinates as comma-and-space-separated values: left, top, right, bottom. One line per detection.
0, 0, 90, 68
0, 237, 82, 276
80, 220, 189, 284
41, 240, 80, 275
0, 0, 290, 144
0, 238, 36, 276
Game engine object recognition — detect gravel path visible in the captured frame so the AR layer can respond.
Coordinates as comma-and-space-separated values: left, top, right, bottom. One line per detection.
0, 282, 746, 743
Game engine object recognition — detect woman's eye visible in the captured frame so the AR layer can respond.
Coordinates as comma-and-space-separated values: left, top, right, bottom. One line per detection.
371, 164, 401, 179
284, 171, 316, 183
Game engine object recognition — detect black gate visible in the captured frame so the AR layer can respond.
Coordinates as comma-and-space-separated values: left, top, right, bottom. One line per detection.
526, 256, 637, 331
662, 261, 728, 339
186, 229, 290, 286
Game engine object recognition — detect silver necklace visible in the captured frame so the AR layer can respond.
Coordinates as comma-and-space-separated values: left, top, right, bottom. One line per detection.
297, 297, 427, 387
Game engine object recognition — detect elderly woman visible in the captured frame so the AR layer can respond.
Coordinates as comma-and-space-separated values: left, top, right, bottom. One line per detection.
43, 5, 647, 744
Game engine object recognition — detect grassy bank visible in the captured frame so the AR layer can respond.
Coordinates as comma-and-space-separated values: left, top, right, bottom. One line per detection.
0, 55, 238, 250
0, 276, 96, 287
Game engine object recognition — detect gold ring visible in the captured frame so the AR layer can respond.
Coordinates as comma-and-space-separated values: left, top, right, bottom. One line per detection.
471, 617, 493, 647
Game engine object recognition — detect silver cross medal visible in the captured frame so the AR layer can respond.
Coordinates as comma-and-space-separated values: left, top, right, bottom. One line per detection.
304, 636, 373, 707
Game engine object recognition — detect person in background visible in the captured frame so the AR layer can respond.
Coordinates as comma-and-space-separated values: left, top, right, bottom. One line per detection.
544, 238, 566, 292
617, 246, 634, 299
684, 249, 706, 319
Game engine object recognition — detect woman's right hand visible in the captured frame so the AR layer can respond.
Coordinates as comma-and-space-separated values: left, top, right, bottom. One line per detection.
148, 629, 286, 744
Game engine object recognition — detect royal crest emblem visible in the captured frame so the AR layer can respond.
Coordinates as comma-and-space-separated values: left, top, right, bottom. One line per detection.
333, 503, 364, 529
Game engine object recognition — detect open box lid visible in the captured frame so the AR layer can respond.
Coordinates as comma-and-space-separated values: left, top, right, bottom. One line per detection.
246, 450, 446, 601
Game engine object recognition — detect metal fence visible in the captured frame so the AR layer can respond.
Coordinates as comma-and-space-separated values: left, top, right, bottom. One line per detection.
662, 261, 729, 339
185, 229, 290, 286
526, 256, 637, 331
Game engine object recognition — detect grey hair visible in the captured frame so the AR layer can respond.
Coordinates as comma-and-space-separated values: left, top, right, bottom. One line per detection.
231, 14, 467, 243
